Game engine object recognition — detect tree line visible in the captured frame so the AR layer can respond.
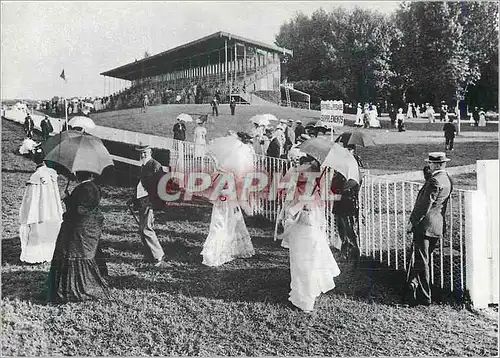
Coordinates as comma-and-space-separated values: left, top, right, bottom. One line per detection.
275, 2, 498, 110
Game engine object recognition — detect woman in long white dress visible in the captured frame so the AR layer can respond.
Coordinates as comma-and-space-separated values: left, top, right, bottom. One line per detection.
368, 105, 381, 128
354, 104, 363, 126
19, 146, 63, 263
201, 136, 255, 267
478, 109, 487, 127
276, 157, 340, 312
251, 123, 265, 155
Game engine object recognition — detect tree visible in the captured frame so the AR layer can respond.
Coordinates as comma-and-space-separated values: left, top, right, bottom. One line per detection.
390, 1, 498, 107
275, 7, 394, 103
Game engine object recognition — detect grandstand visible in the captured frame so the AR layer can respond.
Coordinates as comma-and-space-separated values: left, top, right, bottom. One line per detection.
100, 31, 294, 110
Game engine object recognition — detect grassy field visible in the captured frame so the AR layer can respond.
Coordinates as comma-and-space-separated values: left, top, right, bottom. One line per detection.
2, 120, 498, 356
2, 116, 499, 356
88, 104, 498, 190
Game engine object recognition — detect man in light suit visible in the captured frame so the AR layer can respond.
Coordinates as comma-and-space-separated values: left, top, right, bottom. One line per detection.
134, 145, 166, 267
406, 152, 453, 306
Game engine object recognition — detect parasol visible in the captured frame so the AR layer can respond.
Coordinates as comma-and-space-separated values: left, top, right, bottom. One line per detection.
68, 116, 96, 131
42, 130, 84, 154
249, 115, 270, 127
207, 136, 254, 174
177, 113, 193, 122
335, 131, 375, 147
298, 138, 360, 183
44, 132, 113, 176
83, 102, 94, 109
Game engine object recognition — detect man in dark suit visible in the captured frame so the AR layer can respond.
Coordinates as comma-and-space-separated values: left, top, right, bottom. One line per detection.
40, 115, 53, 141
134, 145, 165, 266
406, 152, 453, 306
24, 115, 35, 138
331, 144, 363, 264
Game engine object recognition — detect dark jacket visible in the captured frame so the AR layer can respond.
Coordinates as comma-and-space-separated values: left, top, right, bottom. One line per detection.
24, 117, 35, 133
330, 173, 361, 216
41, 118, 53, 139
410, 170, 453, 238
294, 124, 305, 141
266, 137, 281, 158
443, 122, 457, 138
138, 158, 164, 209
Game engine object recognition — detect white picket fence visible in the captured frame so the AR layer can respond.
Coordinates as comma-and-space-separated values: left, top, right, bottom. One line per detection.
4, 112, 497, 307
359, 175, 470, 296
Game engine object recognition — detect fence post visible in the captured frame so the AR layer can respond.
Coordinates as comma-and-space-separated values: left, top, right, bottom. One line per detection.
465, 190, 489, 308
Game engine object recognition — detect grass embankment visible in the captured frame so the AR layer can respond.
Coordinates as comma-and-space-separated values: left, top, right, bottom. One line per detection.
2, 118, 498, 356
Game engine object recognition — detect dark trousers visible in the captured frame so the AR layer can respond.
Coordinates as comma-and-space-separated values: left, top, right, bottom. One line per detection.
445, 136, 454, 150
230, 106, 235, 115
335, 214, 360, 261
138, 206, 164, 262
212, 106, 218, 116
408, 233, 438, 304
398, 119, 405, 132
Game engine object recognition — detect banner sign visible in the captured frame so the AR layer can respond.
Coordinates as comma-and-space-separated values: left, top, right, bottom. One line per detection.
319, 100, 344, 127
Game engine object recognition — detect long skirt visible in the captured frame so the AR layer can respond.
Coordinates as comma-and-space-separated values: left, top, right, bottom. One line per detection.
46, 211, 109, 303
19, 220, 61, 263
281, 207, 340, 311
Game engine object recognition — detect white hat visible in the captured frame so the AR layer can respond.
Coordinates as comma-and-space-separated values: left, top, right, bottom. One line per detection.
279, 119, 288, 124
295, 119, 302, 124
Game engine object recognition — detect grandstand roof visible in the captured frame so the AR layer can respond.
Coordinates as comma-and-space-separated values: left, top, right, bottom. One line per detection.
100, 31, 293, 80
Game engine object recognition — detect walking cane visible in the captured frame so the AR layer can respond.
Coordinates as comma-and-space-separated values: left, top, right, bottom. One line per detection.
126, 199, 140, 225
406, 241, 415, 284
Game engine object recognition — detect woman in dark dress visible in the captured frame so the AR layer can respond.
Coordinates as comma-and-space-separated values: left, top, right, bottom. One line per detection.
47, 171, 109, 303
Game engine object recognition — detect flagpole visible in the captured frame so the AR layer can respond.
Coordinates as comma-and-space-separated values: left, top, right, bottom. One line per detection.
65, 97, 68, 130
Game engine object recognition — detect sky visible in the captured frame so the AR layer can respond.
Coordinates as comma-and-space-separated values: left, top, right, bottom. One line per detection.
1, 1, 400, 100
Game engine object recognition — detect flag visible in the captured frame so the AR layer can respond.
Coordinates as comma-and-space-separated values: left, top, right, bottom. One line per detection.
60, 69, 66, 82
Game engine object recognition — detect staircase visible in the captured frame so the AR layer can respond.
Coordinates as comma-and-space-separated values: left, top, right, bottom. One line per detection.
285, 86, 291, 107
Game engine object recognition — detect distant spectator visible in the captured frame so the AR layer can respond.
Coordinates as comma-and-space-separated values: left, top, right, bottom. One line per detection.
23, 115, 35, 138
397, 108, 406, 132
478, 109, 486, 127
389, 105, 397, 128
173, 119, 186, 141
40, 115, 54, 141
472, 107, 479, 127
443, 118, 457, 151
294, 120, 305, 142
211, 97, 218, 117
426, 104, 435, 123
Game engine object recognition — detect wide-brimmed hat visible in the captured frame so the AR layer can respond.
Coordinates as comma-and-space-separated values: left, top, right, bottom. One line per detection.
295, 119, 302, 124
425, 152, 450, 163
279, 119, 288, 124
135, 144, 151, 152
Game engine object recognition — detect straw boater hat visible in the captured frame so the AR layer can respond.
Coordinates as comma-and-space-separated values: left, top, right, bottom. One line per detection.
279, 119, 288, 124
295, 119, 302, 124
425, 152, 450, 163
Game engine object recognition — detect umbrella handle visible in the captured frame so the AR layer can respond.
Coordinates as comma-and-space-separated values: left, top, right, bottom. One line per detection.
64, 177, 71, 195
311, 168, 326, 196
